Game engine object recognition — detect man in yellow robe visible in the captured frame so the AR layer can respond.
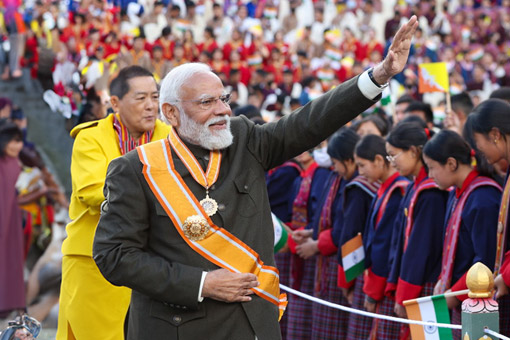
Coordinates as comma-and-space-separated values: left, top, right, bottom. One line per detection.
57, 66, 171, 340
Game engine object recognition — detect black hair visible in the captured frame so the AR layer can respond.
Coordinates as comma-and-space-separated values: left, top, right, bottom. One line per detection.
396, 94, 414, 106
404, 101, 434, 123
355, 134, 388, 163
424, 129, 496, 179
289, 98, 300, 107
204, 26, 215, 38
399, 114, 428, 128
466, 99, 510, 136
327, 128, 360, 162
451, 92, 474, 117
424, 130, 471, 166
109, 65, 154, 99
356, 114, 389, 136
489, 87, 510, 103
162, 26, 171, 37
0, 119, 23, 157
233, 105, 261, 119
387, 121, 432, 150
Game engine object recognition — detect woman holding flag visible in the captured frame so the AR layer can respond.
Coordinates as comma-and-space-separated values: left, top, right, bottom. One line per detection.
355, 134, 410, 340
424, 130, 501, 339
286, 149, 330, 340
464, 99, 510, 336
332, 129, 380, 340
292, 129, 357, 339
385, 122, 448, 340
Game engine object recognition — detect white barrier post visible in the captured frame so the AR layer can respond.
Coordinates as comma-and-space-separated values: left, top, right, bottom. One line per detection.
461, 262, 499, 340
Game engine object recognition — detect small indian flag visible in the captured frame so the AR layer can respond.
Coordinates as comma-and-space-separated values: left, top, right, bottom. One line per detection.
404, 294, 453, 340
418, 62, 450, 93
272, 213, 288, 253
341, 233, 365, 282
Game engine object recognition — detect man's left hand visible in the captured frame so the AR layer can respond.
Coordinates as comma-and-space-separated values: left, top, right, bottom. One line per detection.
373, 15, 419, 85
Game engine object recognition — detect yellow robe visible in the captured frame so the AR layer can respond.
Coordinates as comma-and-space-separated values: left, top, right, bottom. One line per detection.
57, 115, 170, 340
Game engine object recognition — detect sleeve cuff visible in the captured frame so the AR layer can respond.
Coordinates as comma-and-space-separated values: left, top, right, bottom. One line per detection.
385, 282, 397, 298
451, 272, 469, 301
198, 271, 207, 302
502, 253, 510, 286
395, 278, 423, 306
288, 226, 304, 254
318, 229, 338, 256
337, 264, 355, 289
357, 70, 385, 100
363, 268, 387, 301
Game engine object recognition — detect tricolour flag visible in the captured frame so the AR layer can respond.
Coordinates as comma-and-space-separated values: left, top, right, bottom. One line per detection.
272, 213, 288, 253
404, 294, 453, 340
418, 62, 450, 94
341, 234, 365, 282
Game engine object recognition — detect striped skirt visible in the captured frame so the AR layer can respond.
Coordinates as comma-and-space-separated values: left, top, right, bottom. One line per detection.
452, 305, 461, 340
370, 295, 400, 340
287, 255, 317, 340
346, 275, 373, 340
275, 252, 291, 340
499, 294, 510, 336
311, 255, 349, 340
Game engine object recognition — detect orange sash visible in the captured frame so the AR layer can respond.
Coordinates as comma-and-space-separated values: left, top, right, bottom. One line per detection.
137, 136, 287, 319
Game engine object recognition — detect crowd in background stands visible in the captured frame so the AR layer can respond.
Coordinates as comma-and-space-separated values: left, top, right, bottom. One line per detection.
3, 0, 510, 332
1, 0, 510, 126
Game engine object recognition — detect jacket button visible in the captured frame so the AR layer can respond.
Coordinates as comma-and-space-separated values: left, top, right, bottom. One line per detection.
173, 315, 182, 324
218, 203, 225, 211
244, 185, 249, 190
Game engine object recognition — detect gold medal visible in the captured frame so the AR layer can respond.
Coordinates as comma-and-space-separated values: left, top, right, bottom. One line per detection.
182, 215, 210, 241
200, 193, 218, 217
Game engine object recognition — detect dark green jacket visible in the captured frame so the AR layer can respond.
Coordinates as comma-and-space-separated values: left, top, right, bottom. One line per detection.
93, 75, 378, 340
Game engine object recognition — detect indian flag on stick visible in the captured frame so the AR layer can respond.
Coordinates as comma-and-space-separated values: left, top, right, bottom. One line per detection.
341, 233, 365, 282
272, 213, 289, 253
403, 291, 466, 340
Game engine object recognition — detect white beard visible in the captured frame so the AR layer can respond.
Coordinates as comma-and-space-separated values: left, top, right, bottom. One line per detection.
178, 110, 234, 150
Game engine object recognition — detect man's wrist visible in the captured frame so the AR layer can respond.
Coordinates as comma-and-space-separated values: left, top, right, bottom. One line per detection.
371, 64, 391, 87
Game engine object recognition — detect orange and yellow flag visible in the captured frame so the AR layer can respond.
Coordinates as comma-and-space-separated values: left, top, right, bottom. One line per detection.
418, 62, 450, 93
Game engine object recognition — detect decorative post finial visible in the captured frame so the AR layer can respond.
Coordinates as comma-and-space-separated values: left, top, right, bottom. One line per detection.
462, 262, 499, 340
466, 262, 494, 298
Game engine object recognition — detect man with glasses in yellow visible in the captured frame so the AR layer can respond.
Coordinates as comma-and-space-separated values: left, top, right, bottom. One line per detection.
93, 17, 418, 340
57, 66, 170, 340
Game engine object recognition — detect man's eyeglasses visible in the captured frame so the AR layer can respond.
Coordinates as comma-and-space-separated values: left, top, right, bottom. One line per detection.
174, 93, 232, 110
386, 151, 404, 163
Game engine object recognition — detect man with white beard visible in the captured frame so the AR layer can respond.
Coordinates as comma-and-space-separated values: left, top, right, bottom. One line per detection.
93, 16, 418, 340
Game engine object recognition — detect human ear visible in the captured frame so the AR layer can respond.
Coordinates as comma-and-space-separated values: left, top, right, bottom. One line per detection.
446, 157, 458, 171
161, 103, 179, 127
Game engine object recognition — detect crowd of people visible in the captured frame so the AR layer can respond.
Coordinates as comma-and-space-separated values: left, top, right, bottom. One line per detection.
1, 0, 510, 339
1, 0, 510, 124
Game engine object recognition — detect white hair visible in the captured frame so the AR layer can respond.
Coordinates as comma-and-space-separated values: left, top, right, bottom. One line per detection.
159, 62, 213, 118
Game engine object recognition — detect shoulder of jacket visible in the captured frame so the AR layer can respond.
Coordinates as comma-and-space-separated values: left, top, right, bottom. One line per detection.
70, 115, 113, 139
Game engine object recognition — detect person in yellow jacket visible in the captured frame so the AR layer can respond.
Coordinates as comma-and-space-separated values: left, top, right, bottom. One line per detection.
57, 66, 171, 340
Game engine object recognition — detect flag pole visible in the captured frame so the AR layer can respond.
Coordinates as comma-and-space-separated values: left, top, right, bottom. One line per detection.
403, 289, 470, 306
445, 90, 451, 113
